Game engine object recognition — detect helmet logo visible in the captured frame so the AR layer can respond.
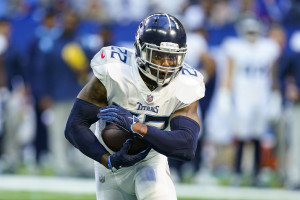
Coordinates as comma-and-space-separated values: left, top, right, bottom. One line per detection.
160, 42, 179, 50
101, 51, 105, 59
146, 94, 153, 103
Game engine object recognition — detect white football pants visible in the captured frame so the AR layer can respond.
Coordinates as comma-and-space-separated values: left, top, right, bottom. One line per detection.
94, 150, 177, 200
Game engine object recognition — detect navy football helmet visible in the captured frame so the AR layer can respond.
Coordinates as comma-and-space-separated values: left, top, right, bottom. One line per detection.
134, 13, 187, 86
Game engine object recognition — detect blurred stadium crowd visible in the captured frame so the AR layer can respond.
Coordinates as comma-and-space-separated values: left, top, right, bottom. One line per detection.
0, 0, 300, 191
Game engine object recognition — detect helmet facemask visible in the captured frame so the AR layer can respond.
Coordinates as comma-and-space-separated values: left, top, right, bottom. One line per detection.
136, 41, 187, 87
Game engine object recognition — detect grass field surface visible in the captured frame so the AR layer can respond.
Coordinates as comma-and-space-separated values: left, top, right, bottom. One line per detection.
1, 175, 300, 200
0, 190, 219, 200
0, 190, 95, 200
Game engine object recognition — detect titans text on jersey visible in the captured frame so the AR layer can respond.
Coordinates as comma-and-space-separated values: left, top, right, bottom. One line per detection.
137, 102, 159, 113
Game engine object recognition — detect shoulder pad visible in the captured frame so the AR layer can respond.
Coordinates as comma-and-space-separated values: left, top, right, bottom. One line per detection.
90, 46, 135, 86
90, 47, 110, 87
222, 37, 243, 56
91, 46, 109, 66
259, 38, 280, 59
173, 63, 205, 104
91, 46, 134, 66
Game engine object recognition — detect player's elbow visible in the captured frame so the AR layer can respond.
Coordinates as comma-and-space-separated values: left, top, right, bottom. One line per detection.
65, 116, 76, 143
64, 118, 81, 149
167, 135, 197, 161
180, 132, 198, 161
167, 116, 200, 161
182, 155, 194, 162
183, 149, 196, 161
64, 118, 72, 141
169, 148, 195, 161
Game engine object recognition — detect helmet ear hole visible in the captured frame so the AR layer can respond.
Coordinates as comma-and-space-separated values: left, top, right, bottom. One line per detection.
134, 42, 139, 56
137, 41, 142, 57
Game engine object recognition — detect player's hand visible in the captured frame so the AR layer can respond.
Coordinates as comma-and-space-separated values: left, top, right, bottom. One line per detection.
97, 105, 140, 136
107, 139, 151, 172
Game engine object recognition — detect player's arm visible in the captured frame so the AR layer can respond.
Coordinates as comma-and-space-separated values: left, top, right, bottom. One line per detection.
98, 101, 201, 161
134, 101, 200, 161
65, 75, 149, 171
65, 76, 110, 167
222, 56, 234, 90
170, 100, 201, 124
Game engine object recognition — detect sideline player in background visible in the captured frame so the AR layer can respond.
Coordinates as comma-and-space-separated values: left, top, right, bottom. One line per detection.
221, 15, 280, 186
65, 13, 205, 199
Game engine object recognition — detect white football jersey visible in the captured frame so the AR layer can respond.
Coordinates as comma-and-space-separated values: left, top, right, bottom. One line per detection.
223, 37, 280, 98
91, 46, 205, 153
222, 37, 280, 139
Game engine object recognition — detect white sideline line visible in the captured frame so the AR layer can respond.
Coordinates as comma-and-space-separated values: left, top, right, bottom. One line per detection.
1, 175, 300, 200
176, 184, 300, 200
0, 175, 95, 194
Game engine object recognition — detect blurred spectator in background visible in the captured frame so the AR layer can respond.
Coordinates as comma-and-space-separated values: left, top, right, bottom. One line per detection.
150, 0, 187, 17
79, 24, 114, 61
282, 0, 300, 26
0, 18, 9, 159
256, 0, 291, 24
280, 28, 300, 189
0, 17, 36, 173
220, 14, 281, 186
73, 0, 110, 22
267, 23, 287, 184
101, 0, 150, 23
200, 0, 236, 27
41, 10, 91, 176
26, 9, 62, 170
98, 25, 114, 47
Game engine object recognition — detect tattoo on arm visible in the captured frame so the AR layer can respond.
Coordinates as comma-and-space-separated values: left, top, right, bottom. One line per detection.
78, 76, 108, 107
171, 101, 201, 125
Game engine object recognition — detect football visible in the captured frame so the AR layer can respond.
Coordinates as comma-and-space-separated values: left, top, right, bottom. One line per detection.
101, 123, 149, 155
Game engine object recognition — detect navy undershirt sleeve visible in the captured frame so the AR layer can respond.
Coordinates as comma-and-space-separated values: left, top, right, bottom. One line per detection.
142, 116, 200, 161
65, 98, 108, 163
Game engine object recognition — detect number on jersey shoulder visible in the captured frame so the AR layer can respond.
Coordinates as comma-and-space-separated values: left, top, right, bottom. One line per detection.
110, 46, 128, 64
181, 64, 198, 77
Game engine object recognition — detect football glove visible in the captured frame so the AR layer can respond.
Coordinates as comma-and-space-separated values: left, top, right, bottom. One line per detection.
97, 105, 140, 137
107, 139, 151, 172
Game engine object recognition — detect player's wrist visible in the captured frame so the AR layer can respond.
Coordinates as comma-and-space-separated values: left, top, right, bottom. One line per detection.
107, 155, 118, 173
101, 153, 110, 169
132, 122, 147, 138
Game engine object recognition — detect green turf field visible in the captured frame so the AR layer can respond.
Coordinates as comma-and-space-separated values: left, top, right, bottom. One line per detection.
0, 190, 228, 200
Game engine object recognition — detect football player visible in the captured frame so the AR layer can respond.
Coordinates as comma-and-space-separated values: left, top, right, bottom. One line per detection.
221, 15, 280, 185
65, 13, 205, 200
